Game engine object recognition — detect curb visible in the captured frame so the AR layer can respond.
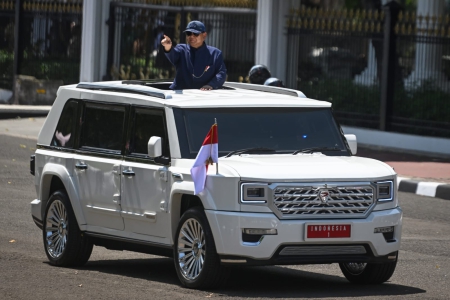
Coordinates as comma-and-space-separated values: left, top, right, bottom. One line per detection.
0, 105, 51, 119
398, 177, 450, 201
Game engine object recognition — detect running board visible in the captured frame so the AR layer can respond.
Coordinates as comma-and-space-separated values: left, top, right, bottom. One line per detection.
85, 232, 173, 257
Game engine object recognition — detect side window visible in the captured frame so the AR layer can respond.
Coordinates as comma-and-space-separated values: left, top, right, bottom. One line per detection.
130, 108, 170, 157
80, 104, 126, 152
52, 100, 78, 148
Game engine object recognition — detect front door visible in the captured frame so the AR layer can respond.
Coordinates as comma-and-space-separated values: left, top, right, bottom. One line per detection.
120, 107, 170, 239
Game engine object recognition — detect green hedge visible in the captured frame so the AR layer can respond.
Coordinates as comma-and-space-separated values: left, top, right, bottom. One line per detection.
298, 78, 450, 124
20, 59, 80, 84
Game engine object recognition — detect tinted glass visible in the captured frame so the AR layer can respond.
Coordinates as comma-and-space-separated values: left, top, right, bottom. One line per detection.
52, 100, 78, 148
175, 107, 347, 157
80, 104, 125, 152
130, 108, 169, 156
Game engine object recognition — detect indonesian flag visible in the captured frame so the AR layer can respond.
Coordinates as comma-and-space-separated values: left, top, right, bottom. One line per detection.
190, 123, 218, 195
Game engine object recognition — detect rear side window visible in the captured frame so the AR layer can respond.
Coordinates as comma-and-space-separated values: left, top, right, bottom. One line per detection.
80, 104, 126, 152
129, 108, 169, 157
52, 100, 78, 148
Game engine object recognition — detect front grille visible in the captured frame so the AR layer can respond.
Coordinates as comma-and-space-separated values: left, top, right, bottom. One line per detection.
273, 185, 374, 218
279, 245, 367, 256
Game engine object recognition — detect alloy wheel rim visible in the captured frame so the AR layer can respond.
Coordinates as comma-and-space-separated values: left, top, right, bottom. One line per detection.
45, 200, 68, 258
344, 262, 367, 275
177, 218, 205, 280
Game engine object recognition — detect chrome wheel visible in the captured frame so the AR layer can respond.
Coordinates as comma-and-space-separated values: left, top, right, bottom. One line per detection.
177, 218, 205, 281
343, 262, 367, 275
45, 200, 68, 258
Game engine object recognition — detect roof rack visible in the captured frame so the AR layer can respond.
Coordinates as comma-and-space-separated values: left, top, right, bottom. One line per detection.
76, 82, 172, 99
223, 82, 306, 98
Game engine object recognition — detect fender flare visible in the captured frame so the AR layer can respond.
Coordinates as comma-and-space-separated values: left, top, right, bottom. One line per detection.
40, 163, 86, 226
169, 181, 217, 211
169, 181, 223, 251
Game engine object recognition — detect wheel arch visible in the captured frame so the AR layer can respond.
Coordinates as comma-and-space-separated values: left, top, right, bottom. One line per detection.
169, 182, 223, 252
40, 163, 86, 226
170, 192, 203, 241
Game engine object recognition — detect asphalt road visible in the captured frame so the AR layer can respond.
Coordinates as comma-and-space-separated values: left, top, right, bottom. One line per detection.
1, 134, 449, 300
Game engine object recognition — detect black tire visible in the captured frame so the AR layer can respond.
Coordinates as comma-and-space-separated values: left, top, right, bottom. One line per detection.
43, 190, 93, 267
339, 255, 398, 284
173, 207, 230, 289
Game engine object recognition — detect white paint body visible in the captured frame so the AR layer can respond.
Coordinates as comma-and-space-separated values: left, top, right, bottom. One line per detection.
31, 82, 402, 261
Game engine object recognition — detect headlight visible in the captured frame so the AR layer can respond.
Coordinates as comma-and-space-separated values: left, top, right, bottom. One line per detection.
377, 181, 393, 201
240, 183, 268, 204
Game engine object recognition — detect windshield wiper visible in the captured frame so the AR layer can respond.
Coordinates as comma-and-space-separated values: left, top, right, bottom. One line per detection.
225, 147, 276, 158
293, 146, 341, 155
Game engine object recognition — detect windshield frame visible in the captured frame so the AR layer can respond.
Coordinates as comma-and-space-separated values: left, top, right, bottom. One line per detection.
173, 107, 351, 159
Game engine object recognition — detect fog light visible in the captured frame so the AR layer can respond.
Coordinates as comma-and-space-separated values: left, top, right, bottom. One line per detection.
243, 228, 277, 235
374, 226, 394, 233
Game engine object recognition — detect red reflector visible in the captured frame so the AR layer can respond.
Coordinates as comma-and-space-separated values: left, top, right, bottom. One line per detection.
307, 224, 351, 238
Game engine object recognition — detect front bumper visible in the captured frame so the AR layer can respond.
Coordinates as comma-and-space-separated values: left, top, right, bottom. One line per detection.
205, 207, 402, 262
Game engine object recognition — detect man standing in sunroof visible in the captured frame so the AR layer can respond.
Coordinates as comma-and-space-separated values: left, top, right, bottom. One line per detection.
161, 20, 227, 91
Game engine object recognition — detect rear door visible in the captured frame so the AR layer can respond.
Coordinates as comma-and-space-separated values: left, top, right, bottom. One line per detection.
120, 107, 171, 239
73, 102, 128, 231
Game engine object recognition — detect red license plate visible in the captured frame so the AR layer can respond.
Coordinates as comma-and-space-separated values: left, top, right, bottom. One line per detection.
307, 224, 351, 238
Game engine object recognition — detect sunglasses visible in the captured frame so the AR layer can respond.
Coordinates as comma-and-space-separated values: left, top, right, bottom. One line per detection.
185, 32, 200, 37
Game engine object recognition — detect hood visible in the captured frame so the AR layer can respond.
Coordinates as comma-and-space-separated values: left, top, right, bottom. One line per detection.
218, 153, 395, 181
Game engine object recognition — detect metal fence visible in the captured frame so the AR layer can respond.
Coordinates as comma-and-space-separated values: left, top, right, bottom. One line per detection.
393, 11, 450, 137
106, 1, 257, 83
0, 0, 83, 93
19, 1, 83, 84
0, 1, 15, 90
287, 4, 450, 139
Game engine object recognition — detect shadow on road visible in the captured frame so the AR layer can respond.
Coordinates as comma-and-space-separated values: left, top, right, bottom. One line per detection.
75, 257, 426, 298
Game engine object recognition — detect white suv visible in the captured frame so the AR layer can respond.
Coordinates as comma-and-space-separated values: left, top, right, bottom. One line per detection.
30, 81, 402, 289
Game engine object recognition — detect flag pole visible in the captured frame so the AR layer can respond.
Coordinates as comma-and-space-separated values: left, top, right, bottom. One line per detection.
215, 118, 218, 175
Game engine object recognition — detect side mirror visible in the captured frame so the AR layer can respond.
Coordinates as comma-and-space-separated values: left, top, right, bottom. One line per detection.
344, 134, 357, 155
148, 136, 162, 158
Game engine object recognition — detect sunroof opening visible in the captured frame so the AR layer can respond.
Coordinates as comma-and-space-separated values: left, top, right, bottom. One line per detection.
122, 80, 173, 90
122, 80, 235, 90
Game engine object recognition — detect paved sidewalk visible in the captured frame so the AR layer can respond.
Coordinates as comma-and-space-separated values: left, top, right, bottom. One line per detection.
0, 116, 449, 201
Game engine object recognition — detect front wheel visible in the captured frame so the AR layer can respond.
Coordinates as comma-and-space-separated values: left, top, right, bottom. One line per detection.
339, 256, 398, 284
43, 190, 93, 267
173, 207, 230, 289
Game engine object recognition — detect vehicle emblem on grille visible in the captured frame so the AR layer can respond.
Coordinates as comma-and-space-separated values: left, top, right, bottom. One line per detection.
319, 189, 330, 203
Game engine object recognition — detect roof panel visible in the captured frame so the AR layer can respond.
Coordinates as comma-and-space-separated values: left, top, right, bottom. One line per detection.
62, 81, 331, 108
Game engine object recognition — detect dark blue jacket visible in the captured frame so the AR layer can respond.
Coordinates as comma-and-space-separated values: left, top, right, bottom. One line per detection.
164, 43, 227, 90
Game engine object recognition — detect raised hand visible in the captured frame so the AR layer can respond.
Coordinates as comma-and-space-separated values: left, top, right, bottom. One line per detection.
161, 34, 172, 51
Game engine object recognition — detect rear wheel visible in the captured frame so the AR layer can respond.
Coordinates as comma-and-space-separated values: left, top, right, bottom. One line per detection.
339, 256, 398, 284
43, 190, 93, 267
174, 207, 230, 289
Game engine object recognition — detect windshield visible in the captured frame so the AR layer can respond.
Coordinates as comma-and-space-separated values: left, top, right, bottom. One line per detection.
173, 107, 349, 158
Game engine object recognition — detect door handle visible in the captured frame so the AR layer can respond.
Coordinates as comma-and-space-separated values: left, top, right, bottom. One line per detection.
113, 193, 121, 204
122, 169, 135, 177
75, 162, 88, 170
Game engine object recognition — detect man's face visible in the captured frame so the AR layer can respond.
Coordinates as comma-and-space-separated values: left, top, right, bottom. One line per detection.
186, 32, 207, 48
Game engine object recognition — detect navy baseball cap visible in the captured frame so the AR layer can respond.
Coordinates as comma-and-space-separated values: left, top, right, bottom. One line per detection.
183, 20, 206, 34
